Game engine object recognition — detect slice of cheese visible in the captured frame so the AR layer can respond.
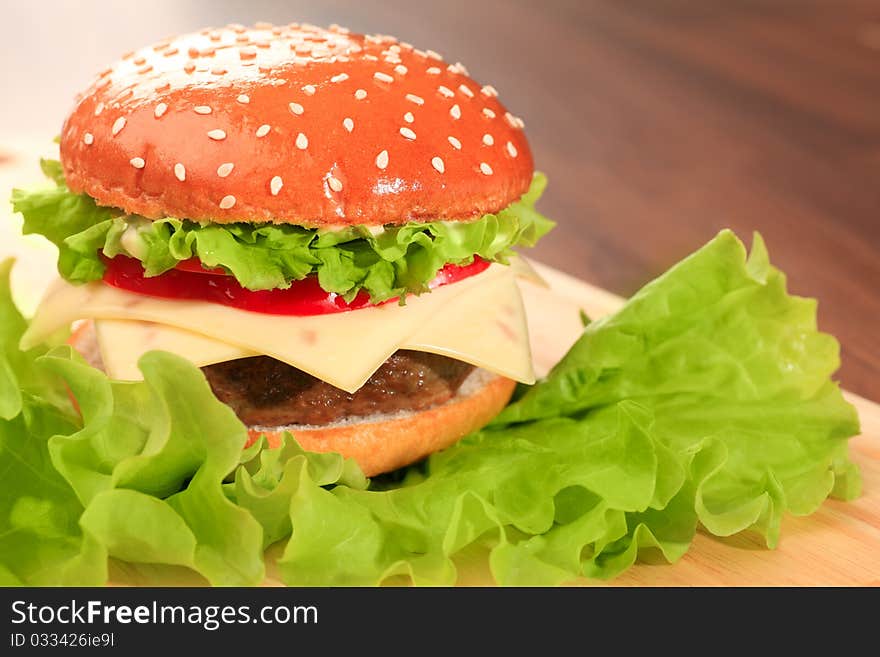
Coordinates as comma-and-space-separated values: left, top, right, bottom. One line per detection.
93, 320, 257, 378
22, 264, 535, 392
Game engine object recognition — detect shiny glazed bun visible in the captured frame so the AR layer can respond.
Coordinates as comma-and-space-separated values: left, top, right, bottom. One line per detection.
59, 22, 534, 227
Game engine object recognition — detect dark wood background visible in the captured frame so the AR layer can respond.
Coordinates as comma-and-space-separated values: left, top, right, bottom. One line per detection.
2, 0, 878, 400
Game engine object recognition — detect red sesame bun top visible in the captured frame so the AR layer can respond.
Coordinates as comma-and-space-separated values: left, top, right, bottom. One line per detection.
58, 22, 534, 227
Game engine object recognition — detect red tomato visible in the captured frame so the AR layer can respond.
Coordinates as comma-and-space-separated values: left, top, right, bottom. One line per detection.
101, 256, 490, 316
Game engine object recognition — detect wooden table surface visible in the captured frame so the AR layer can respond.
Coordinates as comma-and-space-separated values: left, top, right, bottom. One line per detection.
2, 0, 878, 398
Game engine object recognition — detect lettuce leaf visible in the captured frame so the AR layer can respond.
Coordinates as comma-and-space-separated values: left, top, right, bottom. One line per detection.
0, 229, 860, 586
0, 260, 106, 585
11, 164, 554, 301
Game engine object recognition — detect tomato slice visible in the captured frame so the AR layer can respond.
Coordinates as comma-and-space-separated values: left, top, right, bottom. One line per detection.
101, 256, 490, 316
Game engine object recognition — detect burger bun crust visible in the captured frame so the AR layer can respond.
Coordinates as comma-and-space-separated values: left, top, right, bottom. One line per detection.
59, 23, 533, 227
246, 372, 515, 476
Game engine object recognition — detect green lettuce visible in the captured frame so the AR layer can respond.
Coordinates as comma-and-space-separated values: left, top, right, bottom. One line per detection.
0, 230, 860, 586
11, 162, 554, 302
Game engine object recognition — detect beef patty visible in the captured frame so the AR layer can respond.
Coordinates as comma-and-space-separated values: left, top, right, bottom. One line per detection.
202, 350, 475, 426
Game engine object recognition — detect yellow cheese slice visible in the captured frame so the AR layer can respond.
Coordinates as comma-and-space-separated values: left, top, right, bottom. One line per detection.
22, 264, 534, 392
93, 320, 257, 378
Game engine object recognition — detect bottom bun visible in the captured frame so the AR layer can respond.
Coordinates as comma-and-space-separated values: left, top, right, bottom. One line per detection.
246, 370, 515, 476
70, 320, 515, 476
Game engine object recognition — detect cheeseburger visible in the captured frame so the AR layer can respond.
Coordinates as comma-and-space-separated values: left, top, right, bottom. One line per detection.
15, 22, 554, 476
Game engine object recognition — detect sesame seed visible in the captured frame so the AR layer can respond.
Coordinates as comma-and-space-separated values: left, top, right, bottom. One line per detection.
374, 71, 394, 83
295, 132, 309, 149
506, 141, 518, 157
164, 47, 179, 56
480, 162, 493, 175
184, 62, 196, 74
111, 117, 127, 136
256, 124, 271, 137
94, 102, 104, 116
219, 195, 236, 209
83, 132, 94, 145
431, 156, 445, 173
237, 94, 250, 104
482, 133, 494, 146
426, 49, 443, 60
505, 112, 525, 128
328, 176, 343, 192
482, 108, 497, 119
448, 136, 461, 150
343, 117, 354, 132
364, 54, 379, 61
211, 67, 227, 75
289, 102, 304, 115
413, 49, 427, 58
426, 66, 441, 75
217, 162, 234, 177
194, 105, 212, 115
270, 176, 283, 196
207, 129, 226, 140
355, 88, 367, 100
438, 86, 454, 98
405, 93, 425, 105
394, 64, 408, 75
375, 150, 389, 170
450, 104, 461, 120
399, 126, 416, 140
174, 163, 186, 181
302, 84, 316, 95
331, 73, 349, 83
154, 103, 168, 119
459, 84, 474, 98
404, 111, 414, 123
481, 85, 499, 97
130, 157, 145, 169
